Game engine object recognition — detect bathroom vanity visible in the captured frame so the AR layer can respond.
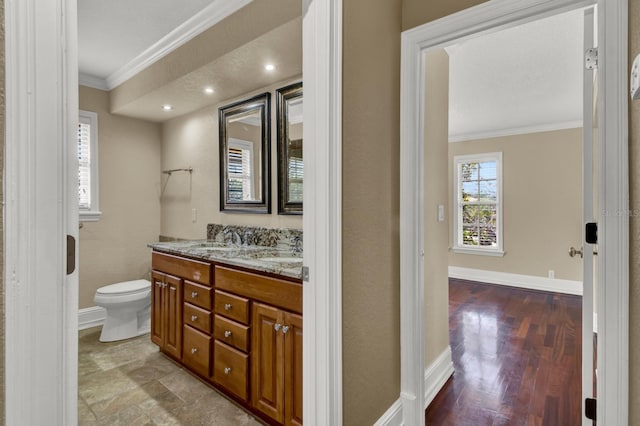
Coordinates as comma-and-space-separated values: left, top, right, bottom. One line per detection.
148, 226, 303, 426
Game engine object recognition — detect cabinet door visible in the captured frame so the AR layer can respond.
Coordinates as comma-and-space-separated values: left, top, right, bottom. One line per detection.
284, 312, 303, 426
150, 271, 165, 347
252, 303, 284, 423
164, 274, 183, 360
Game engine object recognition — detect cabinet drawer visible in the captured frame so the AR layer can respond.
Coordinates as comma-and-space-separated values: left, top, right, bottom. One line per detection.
213, 341, 248, 401
215, 265, 302, 313
152, 252, 211, 286
214, 314, 250, 352
183, 303, 212, 334
214, 290, 249, 325
184, 281, 212, 310
182, 325, 211, 378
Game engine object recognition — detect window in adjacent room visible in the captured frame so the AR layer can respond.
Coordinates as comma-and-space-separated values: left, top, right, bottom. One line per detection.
78, 110, 101, 221
452, 152, 503, 256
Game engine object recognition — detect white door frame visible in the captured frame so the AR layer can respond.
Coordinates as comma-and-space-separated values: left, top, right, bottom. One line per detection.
5, 0, 79, 424
399, 0, 628, 425
302, 0, 344, 425
4, 0, 343, 424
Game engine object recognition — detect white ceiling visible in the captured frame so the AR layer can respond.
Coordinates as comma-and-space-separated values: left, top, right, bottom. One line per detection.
78, 2, 584, 133
447, 9, 585, 141
78, 0, 302, 122
78, 0, 214, 80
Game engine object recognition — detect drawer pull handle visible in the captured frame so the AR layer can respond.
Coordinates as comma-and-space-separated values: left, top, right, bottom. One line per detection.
274, 323, 282, 332
282, 325, 290, 334
191, 315, 198, 322
224, 330, 232, 338
224, 303, 232, 311
191, 291, 198, 298
224, 367, 232, 375
191, 348, 198, 354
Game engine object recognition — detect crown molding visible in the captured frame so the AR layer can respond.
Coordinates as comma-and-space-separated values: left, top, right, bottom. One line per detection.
448, 120, 583, 142
78, 73, 109, 90
104, 0, 253, 90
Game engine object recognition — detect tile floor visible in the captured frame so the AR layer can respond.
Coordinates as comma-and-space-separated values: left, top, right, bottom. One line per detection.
78, 327, 263, 425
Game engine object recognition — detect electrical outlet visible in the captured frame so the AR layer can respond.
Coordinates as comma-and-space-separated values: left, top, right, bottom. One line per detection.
548, 270, 555, 279
191, 208, 197, 223
438, 205, 445, 222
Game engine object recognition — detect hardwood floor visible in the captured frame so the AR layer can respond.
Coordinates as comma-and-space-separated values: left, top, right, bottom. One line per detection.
425, 279, 582, 426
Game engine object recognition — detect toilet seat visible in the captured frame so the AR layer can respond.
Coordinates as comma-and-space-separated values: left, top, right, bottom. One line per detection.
96, 279, 150, 296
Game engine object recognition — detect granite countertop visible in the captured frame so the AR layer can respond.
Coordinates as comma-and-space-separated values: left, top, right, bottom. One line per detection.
148, 240, 303, 280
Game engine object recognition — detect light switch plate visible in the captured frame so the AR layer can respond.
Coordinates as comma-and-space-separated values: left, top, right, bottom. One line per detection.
631, 54, 640, 100
437, 205, 445, 222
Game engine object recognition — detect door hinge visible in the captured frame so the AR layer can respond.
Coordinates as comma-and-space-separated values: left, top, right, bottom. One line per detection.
66, 235, 76, 275
586, 222, 598, 244
302, 266, 309, 282
585, 397, 596, 420
585, 48, 598, 70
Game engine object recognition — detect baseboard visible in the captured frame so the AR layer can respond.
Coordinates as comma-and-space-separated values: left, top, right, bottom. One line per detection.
373, 398, 403, 426
424, 346, 454, 409
448, 266, 582, 296
78, 306, 106, 330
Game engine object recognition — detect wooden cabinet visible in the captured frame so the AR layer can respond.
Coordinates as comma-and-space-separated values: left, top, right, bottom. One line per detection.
252, 302, 302, 425
151, 271, 183, 360
151, 251, 302, 425
152, 252, 211, 364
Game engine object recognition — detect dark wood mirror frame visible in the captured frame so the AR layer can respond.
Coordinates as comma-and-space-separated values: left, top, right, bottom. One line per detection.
219, 92, 271, 213
276, 82, 303, 215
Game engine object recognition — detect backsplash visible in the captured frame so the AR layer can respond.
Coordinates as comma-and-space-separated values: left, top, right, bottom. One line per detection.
207, 224, 303, 253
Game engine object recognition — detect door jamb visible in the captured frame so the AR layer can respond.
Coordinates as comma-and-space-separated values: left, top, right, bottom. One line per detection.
399, 0, 628, 424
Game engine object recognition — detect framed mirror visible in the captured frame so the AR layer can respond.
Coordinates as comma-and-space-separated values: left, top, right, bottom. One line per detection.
276, 82, 303, 214
219, 93, 271, 213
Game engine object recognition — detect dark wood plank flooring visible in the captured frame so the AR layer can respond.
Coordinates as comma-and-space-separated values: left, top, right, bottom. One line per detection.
425, 279, 582, 426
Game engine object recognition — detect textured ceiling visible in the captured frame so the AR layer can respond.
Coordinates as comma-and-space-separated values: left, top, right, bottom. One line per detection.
78, 0, 302, 122
448, 8, 585, 141
78, 0, 213, 79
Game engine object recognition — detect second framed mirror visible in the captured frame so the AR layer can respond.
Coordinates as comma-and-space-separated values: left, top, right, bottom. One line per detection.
276, 82, 303, 214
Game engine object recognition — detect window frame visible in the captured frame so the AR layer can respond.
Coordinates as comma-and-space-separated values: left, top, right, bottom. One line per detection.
452, 152, 504, 256
78, 110, 101, 222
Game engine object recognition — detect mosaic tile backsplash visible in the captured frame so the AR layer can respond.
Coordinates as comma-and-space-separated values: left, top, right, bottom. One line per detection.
207, 224, 303, 253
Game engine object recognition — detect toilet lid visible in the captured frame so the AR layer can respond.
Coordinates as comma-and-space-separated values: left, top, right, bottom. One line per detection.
97, 279, 150, 296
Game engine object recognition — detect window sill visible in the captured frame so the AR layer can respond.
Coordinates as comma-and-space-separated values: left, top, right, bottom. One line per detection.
451, 247, 504, 257
80, 210, 102, 222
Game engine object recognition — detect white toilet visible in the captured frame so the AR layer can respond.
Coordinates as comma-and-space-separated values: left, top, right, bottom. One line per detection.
94, 279, 151, 342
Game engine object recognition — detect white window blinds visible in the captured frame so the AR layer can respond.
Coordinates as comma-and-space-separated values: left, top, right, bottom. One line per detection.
78, 110, 101, 221
78, 120, 91, 209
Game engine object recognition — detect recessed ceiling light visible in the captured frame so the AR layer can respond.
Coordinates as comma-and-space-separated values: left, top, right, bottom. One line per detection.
162, 105, 173, 111
265, 64, 275, 71
204, 87, 214, 95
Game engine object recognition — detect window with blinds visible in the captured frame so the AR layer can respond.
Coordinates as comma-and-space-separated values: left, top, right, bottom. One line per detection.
78, 110, 101, 221
453, 152, 503, 256
228, 140, 254, 201
288, 156, 303, 202
78, 120, 91, 209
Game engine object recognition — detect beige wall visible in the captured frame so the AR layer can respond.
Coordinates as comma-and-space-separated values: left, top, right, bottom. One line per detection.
448, 129, 583, 281
342, 0, 402, 424
160, 78, 302, 240
629, 0, 640, 422
78, 86, 162, 309
424, 49, 452, 365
